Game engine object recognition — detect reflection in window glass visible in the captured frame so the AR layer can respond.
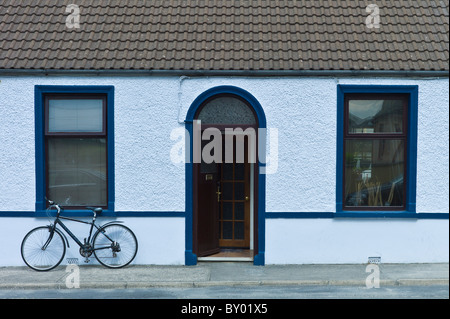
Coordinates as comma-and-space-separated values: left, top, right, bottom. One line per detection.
47, 138, 107, 206
345, 139, 404, 207
348, 99, 403, 134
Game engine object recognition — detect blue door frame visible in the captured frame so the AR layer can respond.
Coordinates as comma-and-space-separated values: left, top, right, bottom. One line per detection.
184, 86, 267, 265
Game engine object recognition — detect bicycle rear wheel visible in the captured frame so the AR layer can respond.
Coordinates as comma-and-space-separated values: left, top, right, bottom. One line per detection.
93, 224, 138, 268
21, 226, 66, 271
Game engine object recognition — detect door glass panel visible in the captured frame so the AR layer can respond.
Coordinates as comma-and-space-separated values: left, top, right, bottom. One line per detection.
223, 163, 233, 180
222, 182, 233, 200
234, 182, 244, 200
234, 222, 244, 240
222, 202, 233, 220
234, 163, 245, 180
234, 202, 244, 220
222, 221, 233, 239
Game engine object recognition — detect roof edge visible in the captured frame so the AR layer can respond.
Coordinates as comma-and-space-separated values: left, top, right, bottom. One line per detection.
0, 69, 448, 78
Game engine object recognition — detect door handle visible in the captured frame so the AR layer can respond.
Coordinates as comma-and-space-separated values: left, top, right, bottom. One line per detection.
245, 196, 249, 201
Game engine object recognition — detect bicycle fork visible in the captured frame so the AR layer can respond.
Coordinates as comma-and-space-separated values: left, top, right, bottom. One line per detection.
42, 225, 56, 251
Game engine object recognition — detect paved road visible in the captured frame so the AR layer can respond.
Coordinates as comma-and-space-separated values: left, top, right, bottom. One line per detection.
1, 284, 448, 299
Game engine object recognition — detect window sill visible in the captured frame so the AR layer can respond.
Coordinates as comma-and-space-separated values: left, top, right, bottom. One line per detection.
334, 211, 442, 219
35, 209, 116, 218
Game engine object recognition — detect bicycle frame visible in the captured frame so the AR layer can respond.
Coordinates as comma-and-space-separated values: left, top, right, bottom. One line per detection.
44, 204, 116, 253
53, 216, 99, 248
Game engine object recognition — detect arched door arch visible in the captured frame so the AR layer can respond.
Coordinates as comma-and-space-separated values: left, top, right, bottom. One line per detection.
184, 86, 266, 265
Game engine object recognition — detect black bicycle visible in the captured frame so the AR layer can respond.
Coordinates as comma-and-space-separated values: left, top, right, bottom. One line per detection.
21, 198, 138, 271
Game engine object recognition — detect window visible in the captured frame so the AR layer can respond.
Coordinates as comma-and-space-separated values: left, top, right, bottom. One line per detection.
35, 86, 114, 213
344, 94, 407, 209
337, 86, 418, 214
45, 96, 107, 207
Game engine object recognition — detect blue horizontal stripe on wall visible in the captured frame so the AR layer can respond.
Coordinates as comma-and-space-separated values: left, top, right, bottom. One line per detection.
0, 211, 186, 218
115, 211, 185, 217
0, 211, 447, 219
265, 212, 449, 219
265, 212, 334, 218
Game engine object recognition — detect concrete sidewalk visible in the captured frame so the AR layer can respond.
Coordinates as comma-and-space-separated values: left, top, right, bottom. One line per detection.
0, 262, 448, 290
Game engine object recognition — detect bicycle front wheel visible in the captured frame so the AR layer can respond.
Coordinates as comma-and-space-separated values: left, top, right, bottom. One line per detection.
21, 226, 66, 271
93, 224, 138, 268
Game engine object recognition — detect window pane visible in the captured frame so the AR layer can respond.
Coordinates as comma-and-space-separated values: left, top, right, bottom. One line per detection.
348, 99, 403, 134
345, 139, 404, 207
49, 99, 103, 132
47, 138, 107, 206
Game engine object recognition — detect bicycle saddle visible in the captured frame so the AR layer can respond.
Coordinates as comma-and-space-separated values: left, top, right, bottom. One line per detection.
86, 207, 102, 214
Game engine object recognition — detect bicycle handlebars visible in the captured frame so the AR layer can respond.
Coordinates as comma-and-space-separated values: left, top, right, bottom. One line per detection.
44, 197, 55, 206
45, 197, 102, 214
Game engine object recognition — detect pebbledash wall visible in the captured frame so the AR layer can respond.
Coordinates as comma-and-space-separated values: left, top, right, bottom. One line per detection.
0, 75, 448, 266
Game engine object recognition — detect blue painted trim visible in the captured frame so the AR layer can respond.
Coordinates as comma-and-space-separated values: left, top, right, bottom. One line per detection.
266, 212, 335, 219
34, 86, 46, 212
253, 252, 265, 266
185, 86, 267, 129
1, 211, 447, 219
184, 86, 267, 266
334, 212, 448, 219
0, 212, 38, 218
0, 210, 184, 218
115, 211, 185, 217
34, 85, 115, 216
184, 120, 196, 265
336, 85, 419, 215
336, 86, 344, 213
185, 250, 198, 266
0, 210, 183, 218
256, 170, 266, 265
35, 210, 117, 218
265, 212, 449, 219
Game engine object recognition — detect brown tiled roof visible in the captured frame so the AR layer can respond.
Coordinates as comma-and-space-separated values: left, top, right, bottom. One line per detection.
0, 0, 448, 72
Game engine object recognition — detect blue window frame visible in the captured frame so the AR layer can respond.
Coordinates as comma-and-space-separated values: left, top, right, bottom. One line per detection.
35, 86, 115, 216
336, 85, 418, 216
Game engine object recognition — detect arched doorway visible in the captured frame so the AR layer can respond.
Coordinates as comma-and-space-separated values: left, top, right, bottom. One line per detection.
185, 86, 266, 265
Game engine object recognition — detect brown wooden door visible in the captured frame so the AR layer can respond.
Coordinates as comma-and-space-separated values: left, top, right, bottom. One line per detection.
196, 133, 252, 256
218, 159, 250, 248
218, 134, 251, 248
196, 138, 221, 257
